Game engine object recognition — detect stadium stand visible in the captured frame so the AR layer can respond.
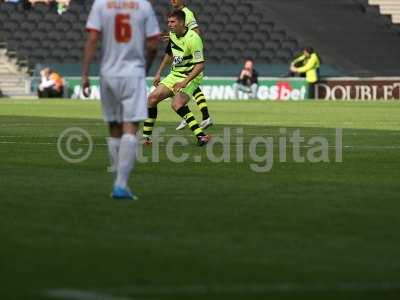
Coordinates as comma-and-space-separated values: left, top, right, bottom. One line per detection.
256, 0, 400, 76
369, 0, 400, 23
0, 36, 29, 96
0, 0, 399, 78
0, 0, 301, 72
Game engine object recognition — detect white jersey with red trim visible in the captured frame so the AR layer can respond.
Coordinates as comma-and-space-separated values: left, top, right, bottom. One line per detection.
86, 0, 160, 77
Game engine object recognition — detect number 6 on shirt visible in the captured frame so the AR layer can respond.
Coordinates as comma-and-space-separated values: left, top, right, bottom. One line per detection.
115, 14, 132, 43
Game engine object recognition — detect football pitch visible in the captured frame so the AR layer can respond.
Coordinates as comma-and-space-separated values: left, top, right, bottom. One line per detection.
1, 99, 400, 300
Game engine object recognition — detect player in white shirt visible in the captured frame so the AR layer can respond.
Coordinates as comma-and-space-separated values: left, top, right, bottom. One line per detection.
82, 0, 160, 200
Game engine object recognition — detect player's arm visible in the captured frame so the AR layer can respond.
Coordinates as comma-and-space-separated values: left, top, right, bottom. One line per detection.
158, 53, 173, 74
146, 35, 160, 75
186, 10, 200, 35
82, 30, 100, 97
144, 3, 161, 72
153, 40, 173, 86
173, 62, 204, 93
153, 53, 172, 87
153, 53, 173, 86
291, 54, 306, 68
294, 54, 318, 73
192, 27, 201, 36
172, 62, 204, 93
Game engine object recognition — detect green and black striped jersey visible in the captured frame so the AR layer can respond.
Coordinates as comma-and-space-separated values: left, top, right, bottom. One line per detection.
166, 29, 205, 78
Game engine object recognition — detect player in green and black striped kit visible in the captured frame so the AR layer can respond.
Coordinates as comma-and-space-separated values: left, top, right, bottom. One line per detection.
143, 10, 210, 146
171, 0, 213, 131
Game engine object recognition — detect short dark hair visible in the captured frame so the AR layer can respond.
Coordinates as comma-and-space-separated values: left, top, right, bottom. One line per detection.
304, 47, 314, 54
168, 9, 186, 23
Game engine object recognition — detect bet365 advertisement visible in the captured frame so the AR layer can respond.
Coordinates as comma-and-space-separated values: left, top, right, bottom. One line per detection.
65, 77, 310, 101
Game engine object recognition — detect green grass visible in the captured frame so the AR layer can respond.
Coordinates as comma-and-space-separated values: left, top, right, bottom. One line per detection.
0, 99, 400, 300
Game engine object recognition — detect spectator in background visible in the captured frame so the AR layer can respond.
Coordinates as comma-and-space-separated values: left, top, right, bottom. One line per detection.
27, 0, 70, 14
55, 0, 69, 14
290, 47, 321, 99
37, 68, 64, 98
234, 58, 259, 99
28, 0, 51, 4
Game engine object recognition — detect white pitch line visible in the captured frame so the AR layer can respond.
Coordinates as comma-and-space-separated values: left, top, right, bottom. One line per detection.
1, 141, 400, 149
45, 281, 400, 299
2, 132, 400, 138
114, 282, 400, 294
1, 122, 400, 127
0, 141, 60, 146
0, 123, 103, 126
44, 289, 132, 300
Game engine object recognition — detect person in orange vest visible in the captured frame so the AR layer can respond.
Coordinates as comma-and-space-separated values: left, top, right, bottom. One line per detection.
37, 68, 64, 98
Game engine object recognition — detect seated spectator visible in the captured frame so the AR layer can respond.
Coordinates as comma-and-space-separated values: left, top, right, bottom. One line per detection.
28, 0, 51, 4
234, 58, 259, 99
37, 68, 64, 98
55, 0, 70, 14
28, 0, 70, 14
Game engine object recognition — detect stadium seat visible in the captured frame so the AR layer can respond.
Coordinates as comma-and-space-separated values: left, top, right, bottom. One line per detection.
270, 31, 287, 42
3, 22, 18, 34
32, 3, 51, 14
27, 13, 42, 23
236, 4, 252, 15
13, 31, 29, 42
0, 0, 304, 69
265, 40, 281, 52
261, 49, 275, 60
275, 49, 293, 61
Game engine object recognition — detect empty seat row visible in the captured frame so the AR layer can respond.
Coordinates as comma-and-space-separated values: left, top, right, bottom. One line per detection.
0, 0, 301, 68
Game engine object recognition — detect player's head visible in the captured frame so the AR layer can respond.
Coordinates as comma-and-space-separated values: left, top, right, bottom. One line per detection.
303, 47, 314, 57
170, 0, 185, 9
168, 10, 186, 35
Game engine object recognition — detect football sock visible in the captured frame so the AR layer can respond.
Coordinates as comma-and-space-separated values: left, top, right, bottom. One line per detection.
115, 134, 137, 189
106, 137, 121, 175
143, 107, 157, 138
176, 106, 205, 137
193, 87, 210, 120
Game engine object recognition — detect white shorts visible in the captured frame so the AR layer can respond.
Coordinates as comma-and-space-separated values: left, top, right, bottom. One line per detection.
100, 76, 148, 123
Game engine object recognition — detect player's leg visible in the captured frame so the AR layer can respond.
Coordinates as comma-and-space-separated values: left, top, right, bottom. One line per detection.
112, 76, 148, 200
172, 77, 210, 145
100, 76, 123, 180
107, 122, 123, 176
193, 87, 213, 129
113, 121, 140, 200
171, 92, 210, 146
143, 80, 174, 141
176, 86, 213, 130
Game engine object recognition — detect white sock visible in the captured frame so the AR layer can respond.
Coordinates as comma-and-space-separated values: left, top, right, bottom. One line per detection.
106, 137, 121, 175
115, 134, 138, 189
